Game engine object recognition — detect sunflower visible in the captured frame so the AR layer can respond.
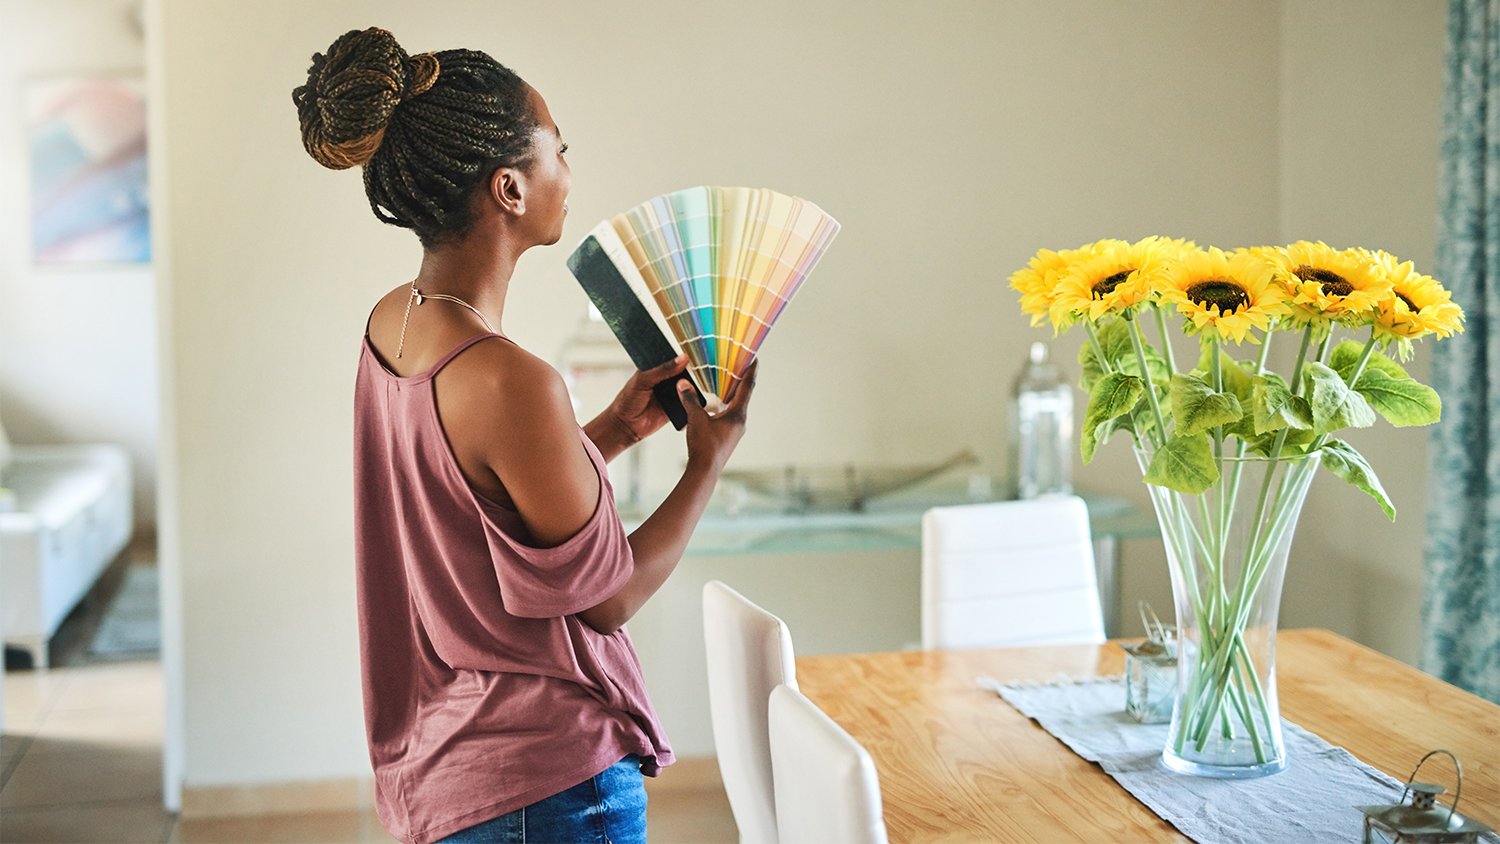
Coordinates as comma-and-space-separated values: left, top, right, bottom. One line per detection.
1155, 246, 1289, 343
1255, 241, 1392, 327
1009, 242, 1111, 328
1046, 236, 1188, 330
1361, 250, 1464, 350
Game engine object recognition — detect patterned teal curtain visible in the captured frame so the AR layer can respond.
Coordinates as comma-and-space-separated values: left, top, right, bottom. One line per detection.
1425, 0, 1500, 703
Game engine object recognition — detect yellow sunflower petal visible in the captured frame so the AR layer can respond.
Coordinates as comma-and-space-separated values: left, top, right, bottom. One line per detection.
1254, 241, 1392, 327
1010, 241, 1115, 328
1155, 246, 1289, 344
1363, 250, 1465, 344
1047, 236, 1178, 330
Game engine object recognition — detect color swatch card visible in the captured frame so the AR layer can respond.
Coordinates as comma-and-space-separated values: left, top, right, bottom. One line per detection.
568, 186, 840, 415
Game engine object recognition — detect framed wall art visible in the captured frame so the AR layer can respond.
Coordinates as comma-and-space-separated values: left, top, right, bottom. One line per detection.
24, 75, 151, 265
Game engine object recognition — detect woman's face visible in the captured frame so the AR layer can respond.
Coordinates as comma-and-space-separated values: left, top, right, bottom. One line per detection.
521, 86, 571, 246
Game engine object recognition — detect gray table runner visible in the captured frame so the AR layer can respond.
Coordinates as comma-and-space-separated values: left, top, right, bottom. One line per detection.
985, 676, 1498, 844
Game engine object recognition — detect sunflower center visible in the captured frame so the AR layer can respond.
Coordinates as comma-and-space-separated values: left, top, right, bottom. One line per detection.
1295, 265, 1353, 297
1186, 279, 1250, 313
1396, 291, 1419, 312
1091, 270, 1132, 300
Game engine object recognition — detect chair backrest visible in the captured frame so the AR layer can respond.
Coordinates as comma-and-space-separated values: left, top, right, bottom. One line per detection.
703, 580, 797, 844
921, 495, 1105, 649
0, 396, 13, 483
768, 684, 888, 844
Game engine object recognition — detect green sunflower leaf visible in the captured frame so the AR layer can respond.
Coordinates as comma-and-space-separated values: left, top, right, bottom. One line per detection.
1169, 373, 1245, 437
1097, 410, 1139, 448
1241, 427, 1318, 458
1304, 362, 1377, 435
1347, 368, 1442, 427
1193, 345, 1256, 404
1143, 433, 1220, 494
1251, 374, 1313, 435
1080, 319, 1170, 388
1319, 439, 1396, 522
1081, 372, 1146, 463
1325, 341, 1439, 425
1190, 347, 1259, 438
1330, 341, 1410, 382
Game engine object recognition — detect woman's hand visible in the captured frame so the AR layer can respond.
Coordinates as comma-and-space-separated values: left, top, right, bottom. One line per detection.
601, 355, 689, 446
680, 361, 757, 474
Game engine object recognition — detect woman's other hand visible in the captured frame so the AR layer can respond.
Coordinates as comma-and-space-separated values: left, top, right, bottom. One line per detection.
605, 355, 689, 444
680, 361, 756, 474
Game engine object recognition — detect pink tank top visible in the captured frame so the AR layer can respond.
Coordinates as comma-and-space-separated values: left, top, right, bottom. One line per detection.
353, 332, 672, 844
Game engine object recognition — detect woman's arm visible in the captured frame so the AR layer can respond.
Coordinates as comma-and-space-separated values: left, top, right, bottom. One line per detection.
579, 373, 754, 633
440, 342, 754, 633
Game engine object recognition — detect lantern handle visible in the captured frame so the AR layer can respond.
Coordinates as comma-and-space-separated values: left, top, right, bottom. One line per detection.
1137, 601, 1170, 644
1400, 749, 1463, 829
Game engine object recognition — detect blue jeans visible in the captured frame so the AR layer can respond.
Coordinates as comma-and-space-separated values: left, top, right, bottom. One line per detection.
438, 756, 647, 843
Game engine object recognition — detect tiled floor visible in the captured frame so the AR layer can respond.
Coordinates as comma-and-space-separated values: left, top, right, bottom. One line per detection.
1, 563, 737, 843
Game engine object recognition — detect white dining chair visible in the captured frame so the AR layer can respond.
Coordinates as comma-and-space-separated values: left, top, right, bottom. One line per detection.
921, 495, 1105, 649
703, 580, 797, 844
768, 683, 888, 844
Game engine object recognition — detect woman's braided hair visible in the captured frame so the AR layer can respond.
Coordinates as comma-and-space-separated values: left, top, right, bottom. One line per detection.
293, 27, 537, 247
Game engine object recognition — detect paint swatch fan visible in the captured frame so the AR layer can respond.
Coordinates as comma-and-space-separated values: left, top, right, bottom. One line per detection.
567, 186, 840, 427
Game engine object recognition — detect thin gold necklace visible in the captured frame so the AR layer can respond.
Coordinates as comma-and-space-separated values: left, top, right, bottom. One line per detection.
396, 282, 496, 359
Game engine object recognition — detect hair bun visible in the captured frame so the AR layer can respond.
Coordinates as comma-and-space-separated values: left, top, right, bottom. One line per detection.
292, 27, 438, 170
405, 52, 440, 98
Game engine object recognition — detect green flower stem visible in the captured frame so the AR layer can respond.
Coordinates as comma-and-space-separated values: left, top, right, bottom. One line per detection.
1188, 455, 1317, 757
1289, 325, 1315, 398
1125, 314, 1168, 440
1231, 651, 1269, 763
1229, 459, 1318, 636
1210, 342, 1230, 551
1207, 344, 1240, 640
1132, 317, 1219, 646
1193, 643, 1243, 749
1191, 463, 1317, 758
1214, 328, 1267, 573
1237, 324, 1315, 589
1235, 636, 1276, 738
1254, 328, 1273, 375
1154, 305, 1178, 374
1084, 321, 1113, 376
1345, 329, 1379, 386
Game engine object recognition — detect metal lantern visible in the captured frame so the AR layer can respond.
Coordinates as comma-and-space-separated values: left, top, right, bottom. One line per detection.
1122, 602, 1176, 724
1358, 750, 1494, 843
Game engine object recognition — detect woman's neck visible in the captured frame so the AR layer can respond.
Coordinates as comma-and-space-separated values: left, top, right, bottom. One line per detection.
412, 236, 522, 331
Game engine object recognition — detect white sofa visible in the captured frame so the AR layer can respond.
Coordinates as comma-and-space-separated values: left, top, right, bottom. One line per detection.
1, 443, 134, 669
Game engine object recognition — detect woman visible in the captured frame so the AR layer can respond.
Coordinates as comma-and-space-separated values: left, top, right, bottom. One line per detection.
293, 27, 754, 844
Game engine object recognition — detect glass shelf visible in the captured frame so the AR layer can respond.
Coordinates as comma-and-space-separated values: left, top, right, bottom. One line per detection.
622, 480, 1157, 556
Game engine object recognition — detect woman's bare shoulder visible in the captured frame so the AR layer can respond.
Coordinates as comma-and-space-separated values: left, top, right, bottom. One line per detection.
440, 336, 574, 431
437, 334, 600, 530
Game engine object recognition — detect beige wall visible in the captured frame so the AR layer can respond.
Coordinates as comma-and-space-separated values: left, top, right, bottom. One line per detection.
153, 0, 1448, 788
1276, 1, 1447, 662
0, 0, 159, 533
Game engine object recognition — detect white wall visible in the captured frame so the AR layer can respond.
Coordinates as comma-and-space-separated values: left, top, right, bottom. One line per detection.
153, 0, 1449, 788
0, 0, 159, 534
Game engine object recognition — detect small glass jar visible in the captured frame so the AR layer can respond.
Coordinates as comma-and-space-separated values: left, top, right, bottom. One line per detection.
1123, 639, 1176, 724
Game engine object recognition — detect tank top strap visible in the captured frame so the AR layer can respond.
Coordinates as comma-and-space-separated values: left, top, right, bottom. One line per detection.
430, 332, 511, 374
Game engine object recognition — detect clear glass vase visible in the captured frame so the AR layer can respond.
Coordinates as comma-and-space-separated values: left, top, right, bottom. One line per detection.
1133, 447, 1320, 778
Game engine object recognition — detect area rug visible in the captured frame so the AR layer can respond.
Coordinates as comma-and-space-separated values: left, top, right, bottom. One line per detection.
88, 564, 160, 656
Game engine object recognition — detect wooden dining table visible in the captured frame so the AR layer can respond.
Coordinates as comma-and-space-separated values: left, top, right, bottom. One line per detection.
795, 629, 1500, 842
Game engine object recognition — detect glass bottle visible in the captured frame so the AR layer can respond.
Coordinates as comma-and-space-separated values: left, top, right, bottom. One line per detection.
1008, 341, 1073, 499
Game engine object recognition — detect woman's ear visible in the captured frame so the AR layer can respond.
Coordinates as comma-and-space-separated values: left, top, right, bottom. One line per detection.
488, 167, 525, 216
